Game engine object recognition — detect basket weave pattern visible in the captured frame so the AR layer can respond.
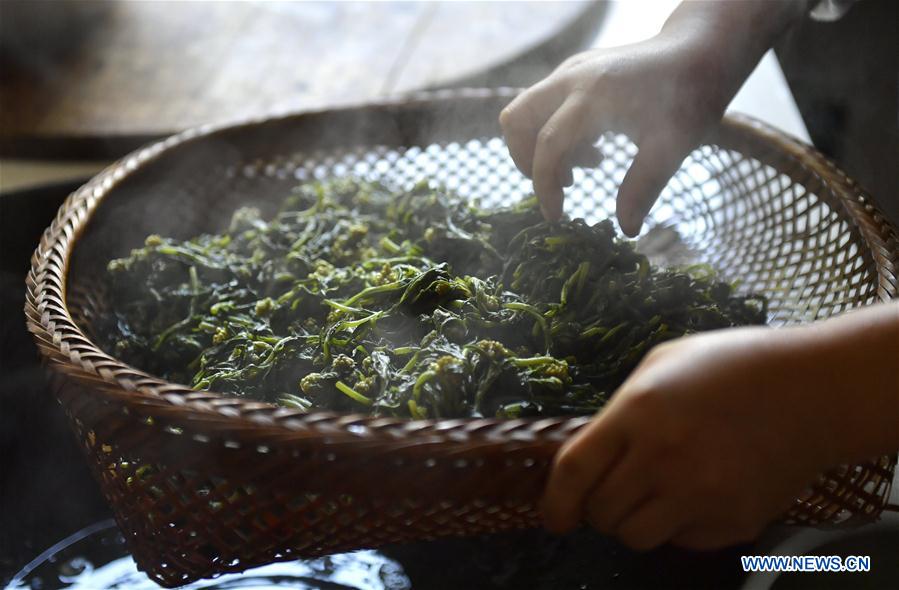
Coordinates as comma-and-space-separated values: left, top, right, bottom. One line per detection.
25, 89, 898, 587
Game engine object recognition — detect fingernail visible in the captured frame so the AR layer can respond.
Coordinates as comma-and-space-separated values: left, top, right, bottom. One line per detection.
627, 212, 646, 236
539, 196, 553, 220
616, 210, 636, 237
541, 202, 561, 222
547, 193, 563, 221
540, 201, 551, 220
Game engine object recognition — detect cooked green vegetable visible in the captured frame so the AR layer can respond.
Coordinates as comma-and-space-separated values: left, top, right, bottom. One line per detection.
100, 179, 766, 419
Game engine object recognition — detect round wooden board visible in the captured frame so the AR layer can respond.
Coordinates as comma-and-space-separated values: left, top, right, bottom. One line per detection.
0, 0, 606, 159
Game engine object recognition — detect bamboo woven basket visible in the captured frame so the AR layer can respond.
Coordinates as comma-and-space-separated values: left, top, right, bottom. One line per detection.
25, 89, 898, 587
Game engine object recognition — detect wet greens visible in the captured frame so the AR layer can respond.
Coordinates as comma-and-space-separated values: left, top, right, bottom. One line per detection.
100, 179, 766, 419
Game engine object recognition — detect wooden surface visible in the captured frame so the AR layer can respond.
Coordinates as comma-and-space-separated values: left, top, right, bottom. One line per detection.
0, 0, 604, 158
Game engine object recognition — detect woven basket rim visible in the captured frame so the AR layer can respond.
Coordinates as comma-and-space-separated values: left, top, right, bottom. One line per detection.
24, 88, 899, 443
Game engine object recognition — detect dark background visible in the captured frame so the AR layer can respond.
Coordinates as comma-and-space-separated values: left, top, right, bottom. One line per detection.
776, 0, 899, 227
0, 180, 112, 581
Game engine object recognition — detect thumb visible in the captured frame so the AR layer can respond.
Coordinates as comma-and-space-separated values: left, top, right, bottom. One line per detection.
616, 137, 691, 237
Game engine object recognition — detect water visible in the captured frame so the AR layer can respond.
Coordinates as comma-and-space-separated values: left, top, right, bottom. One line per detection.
5, 515, 759, 589
7, 520, 410, 590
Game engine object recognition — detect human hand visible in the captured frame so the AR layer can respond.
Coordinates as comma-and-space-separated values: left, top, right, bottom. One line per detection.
500, 37, 722, 235
540, 327, 837, 551
499, 1, 805, 235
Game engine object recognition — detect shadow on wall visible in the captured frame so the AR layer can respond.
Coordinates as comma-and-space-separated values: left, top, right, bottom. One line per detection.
776, 0, 899, 226
0, 0, 113, 75
427, 0, 609, 91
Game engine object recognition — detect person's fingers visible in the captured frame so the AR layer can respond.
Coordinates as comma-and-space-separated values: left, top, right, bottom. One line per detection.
672, 511, 766, 551
532, 94, 590, 221
616, 497, 688, 551
499, 82, 566, 178
671, 526, 735, 551
569, 141, 603, 169
558, 141, 603, 188
584, 444, 655, 534
541, 412, 626, 534
616, 137, 691, 237
560, 165, 574, 188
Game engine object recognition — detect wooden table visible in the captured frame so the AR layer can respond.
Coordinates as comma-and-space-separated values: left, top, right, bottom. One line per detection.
0, 0, 606, 159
